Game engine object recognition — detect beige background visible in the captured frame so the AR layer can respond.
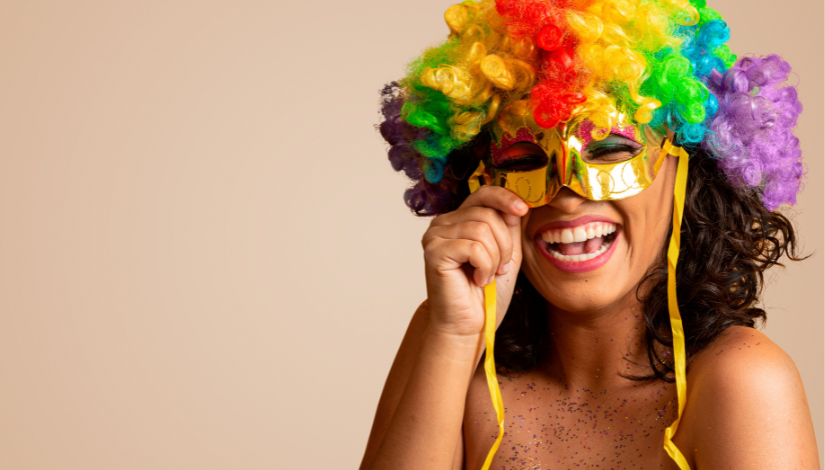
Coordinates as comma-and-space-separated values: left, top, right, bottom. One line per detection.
0, 0, 820, 468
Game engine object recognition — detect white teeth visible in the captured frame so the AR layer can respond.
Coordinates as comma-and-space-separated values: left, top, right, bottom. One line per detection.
538, 222, 618, 263
547, 238, 614, 262
539, 222, 618, 246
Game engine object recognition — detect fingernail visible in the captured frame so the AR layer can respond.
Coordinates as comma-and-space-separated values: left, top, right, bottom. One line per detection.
514, 200, 528, 211
502, 262, 511, 274
487, 275, 495, 285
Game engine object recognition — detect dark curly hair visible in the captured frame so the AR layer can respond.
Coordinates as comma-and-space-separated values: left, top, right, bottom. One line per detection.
380, 89, 804, 379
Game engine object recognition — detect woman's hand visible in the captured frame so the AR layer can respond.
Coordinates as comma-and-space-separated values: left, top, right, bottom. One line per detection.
421, 185, 529, 339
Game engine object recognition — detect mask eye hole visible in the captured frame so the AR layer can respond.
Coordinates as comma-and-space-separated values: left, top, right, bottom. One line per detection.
582, 134, 645, 164
494, 141, 549, 172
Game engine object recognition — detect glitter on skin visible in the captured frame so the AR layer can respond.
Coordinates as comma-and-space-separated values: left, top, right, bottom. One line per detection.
465, 332, 765, 469
476, 375, 679, 470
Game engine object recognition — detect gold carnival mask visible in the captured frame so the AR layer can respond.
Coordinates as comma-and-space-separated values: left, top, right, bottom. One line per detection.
469, 100, 669, 206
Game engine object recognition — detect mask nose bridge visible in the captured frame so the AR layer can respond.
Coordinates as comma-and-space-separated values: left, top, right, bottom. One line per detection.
557, 140, 571, 186
541, 129, 574, 202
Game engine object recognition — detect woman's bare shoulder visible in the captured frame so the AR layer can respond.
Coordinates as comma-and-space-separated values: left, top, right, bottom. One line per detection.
690, 326, 785, 374
687, 326, 800, 395
679, 326, 818, 468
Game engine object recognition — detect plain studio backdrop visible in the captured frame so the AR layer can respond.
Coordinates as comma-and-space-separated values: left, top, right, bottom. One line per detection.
0, 0, 821, 468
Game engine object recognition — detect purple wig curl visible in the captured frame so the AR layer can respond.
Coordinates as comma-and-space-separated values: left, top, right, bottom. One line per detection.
705, 55, 804, 211
379, 83, 455, 215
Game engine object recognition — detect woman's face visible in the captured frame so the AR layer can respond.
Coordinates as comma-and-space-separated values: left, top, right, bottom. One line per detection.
513, 133, 678, 314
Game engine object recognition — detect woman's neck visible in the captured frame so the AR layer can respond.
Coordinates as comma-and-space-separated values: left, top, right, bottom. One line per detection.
540, 297, 652, 392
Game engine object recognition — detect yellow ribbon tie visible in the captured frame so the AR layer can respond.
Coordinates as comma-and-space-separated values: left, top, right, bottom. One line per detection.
661, 139, 691, 470
480, 280, 504, 470
468, 167, 504, 470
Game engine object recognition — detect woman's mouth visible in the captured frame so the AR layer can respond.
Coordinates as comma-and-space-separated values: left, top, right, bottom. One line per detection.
534, 221, 620, 273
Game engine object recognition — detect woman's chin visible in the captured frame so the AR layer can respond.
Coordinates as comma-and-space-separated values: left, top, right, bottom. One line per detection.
541, 291, 629, 316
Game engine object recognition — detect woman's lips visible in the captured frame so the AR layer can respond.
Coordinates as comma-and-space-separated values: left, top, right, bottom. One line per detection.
534, 217, 621, 273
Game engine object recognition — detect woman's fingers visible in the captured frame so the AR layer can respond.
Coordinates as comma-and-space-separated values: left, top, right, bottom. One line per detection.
424, 237, 496, 288
429, 211, 510, 275
458, 185, 528, 228
423, 221, 501, 283
431, 186, 526, 274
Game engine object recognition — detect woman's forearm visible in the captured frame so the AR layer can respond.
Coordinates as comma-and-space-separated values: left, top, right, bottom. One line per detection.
360, 303, 431, 469
368, 326, 482, 470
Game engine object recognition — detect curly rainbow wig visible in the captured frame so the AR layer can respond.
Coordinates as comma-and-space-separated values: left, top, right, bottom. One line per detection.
379, 0, 803, 214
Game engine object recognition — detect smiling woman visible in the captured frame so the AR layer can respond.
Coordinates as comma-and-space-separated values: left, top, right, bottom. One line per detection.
360, 0, 818, 469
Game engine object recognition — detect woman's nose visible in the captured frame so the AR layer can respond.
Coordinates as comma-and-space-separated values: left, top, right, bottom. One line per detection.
546, 186, 588, 213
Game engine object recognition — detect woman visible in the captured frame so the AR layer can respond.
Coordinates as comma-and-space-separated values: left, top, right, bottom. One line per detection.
361, 0, 818, 468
